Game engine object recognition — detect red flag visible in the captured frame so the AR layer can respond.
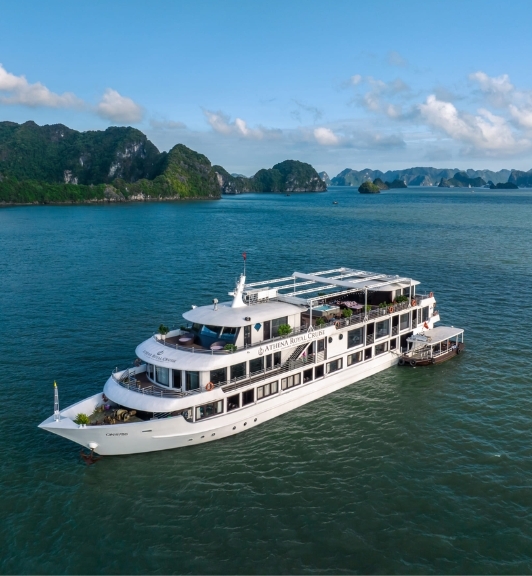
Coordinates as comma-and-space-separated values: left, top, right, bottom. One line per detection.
242, 252, 247, 260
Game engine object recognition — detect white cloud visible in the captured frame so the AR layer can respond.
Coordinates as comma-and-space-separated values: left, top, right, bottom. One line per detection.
203, 109, 280, 140
96, 88, 143, 123
509, 104, 532, 129
419, 94, 528, 154
0, 63, 82, 108
350, 74, 362, 86
469, 71, 514, 107
313, 127, 340, 146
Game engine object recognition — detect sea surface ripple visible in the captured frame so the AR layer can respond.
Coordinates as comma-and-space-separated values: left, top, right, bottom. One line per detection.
1, 187, 532, 574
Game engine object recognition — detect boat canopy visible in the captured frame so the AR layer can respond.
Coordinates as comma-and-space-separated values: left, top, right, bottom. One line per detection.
407, 326, 464, 345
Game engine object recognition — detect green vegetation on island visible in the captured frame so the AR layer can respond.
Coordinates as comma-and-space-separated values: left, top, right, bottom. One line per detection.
0, 121, 325, 205
215, 160, 327, 194
358, 181, 380, 194
489, 182, 518, 189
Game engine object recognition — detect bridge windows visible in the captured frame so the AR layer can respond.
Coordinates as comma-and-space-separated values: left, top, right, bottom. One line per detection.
210, 367, 227, 385
195, 400, 223, 421
185, 371, 200, 391
155, 366, 169, 386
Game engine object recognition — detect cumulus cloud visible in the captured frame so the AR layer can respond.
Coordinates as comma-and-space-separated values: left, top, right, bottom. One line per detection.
350, 76, 412, 119
509, 105, 532, 129
0, 63, 82, 108
350, 74, 362, 86
419, 94, 528, 154
313, 127, 340, 145
96, 89, 143, 123
469, 71, 514, 106
203, 109, 281, 139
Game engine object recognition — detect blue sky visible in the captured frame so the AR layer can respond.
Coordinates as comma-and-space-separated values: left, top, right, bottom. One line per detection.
1, 0, 532, 176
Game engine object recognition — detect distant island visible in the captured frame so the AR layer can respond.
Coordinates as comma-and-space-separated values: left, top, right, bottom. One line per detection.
489, 182, 518, 189
358, 181, 380, 194
329, 166, 532, 189
0, 121, 325, 205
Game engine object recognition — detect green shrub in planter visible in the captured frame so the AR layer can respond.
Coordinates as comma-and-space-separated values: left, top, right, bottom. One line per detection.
342, 308, 353, 318
277, 324, 292, 336
315, 317, 325, 327
224, 344, 237, 352
74, 413, 90, 425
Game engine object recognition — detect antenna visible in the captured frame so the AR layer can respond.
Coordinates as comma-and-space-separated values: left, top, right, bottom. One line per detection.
213, 298, 218, 311
53, 381, 60, 421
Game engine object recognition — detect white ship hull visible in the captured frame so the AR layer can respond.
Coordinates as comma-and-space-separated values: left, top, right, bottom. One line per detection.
40, 352, 397, 455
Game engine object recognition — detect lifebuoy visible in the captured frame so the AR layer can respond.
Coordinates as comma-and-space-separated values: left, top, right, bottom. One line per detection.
398, 358, 405, 366
411, 299, 417, 307
410, 359, 417, 367
424, 321, 429, 329
335, 321, 341, 329
205, 381, 214, 391
388, 306, 394, 314
429, 291, 434, 298
456, 348, 461, 355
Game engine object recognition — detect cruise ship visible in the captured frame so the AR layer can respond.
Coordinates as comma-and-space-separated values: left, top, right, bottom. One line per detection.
39, 267, 463, 455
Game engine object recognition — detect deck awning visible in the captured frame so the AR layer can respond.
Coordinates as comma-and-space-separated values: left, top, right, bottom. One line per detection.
407, 326, 464, 344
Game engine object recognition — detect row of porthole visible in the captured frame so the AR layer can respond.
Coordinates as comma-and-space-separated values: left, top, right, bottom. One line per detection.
188, 418, 259, 441
233, 418, 258, 430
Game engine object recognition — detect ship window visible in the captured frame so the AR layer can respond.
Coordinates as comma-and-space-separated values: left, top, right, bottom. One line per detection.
147, 363, 154, 380
376, 319, 390, 339
303, 368, 313, 383
317, 339, 325, 352
202, 325, 222, 336
155, 366, 169, 386
195, 400, 223, 421
227, 394, 240, 411
348, 327, 363, 348
265, 354, 272, 370
263, 320, 271, 341
281, 373, 301, 390
249, 357, 264, 374
172, 369, 182, 389
257, 381, 278, 400
422, 306, 430, 322
364, 347, 372, 360
242, 389, 254, 406
326, 358, 343, 374
400, 313, 410, 330
273, 352, 281, 367
390, 338, 397, 350
315, 364, 324, 378
347, 351, 363, 366
181, 408, 193, 422
272, 317, 288, 337
191, 323, 202, 333
210, 367, 227, 385
230, 362, 247, 381
220, 326, 238, 342
185, 371, 199, 391
375, 342, 388, 355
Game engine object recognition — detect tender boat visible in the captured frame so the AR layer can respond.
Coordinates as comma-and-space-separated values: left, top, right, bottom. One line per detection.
398, 326, 465, 367
39, 266, 462, 455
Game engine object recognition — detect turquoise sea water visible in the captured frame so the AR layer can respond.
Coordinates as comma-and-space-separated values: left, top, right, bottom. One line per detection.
1, 186, 532, 574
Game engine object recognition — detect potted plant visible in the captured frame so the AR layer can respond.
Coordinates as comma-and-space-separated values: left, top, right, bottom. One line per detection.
315, 317, 325, 327
277, 324, 292, 336
224, 343, 237, 353
158, 324, 169, 342
74, 413, 90, 426
342, 308, 353, 318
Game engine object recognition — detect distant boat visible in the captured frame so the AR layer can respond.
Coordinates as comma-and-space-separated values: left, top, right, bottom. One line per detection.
332, 201, 338, 205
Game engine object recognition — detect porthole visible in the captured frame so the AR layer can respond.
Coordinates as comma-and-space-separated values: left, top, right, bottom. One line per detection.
328, 336, 333, 343
233, 426, 236, 430
188, 438, 193, 441
201, 435, 204, 439
339, 334, 343, 340
244, 422, 247, 426
254, 418, 257, 422
211, 433, 215, 436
